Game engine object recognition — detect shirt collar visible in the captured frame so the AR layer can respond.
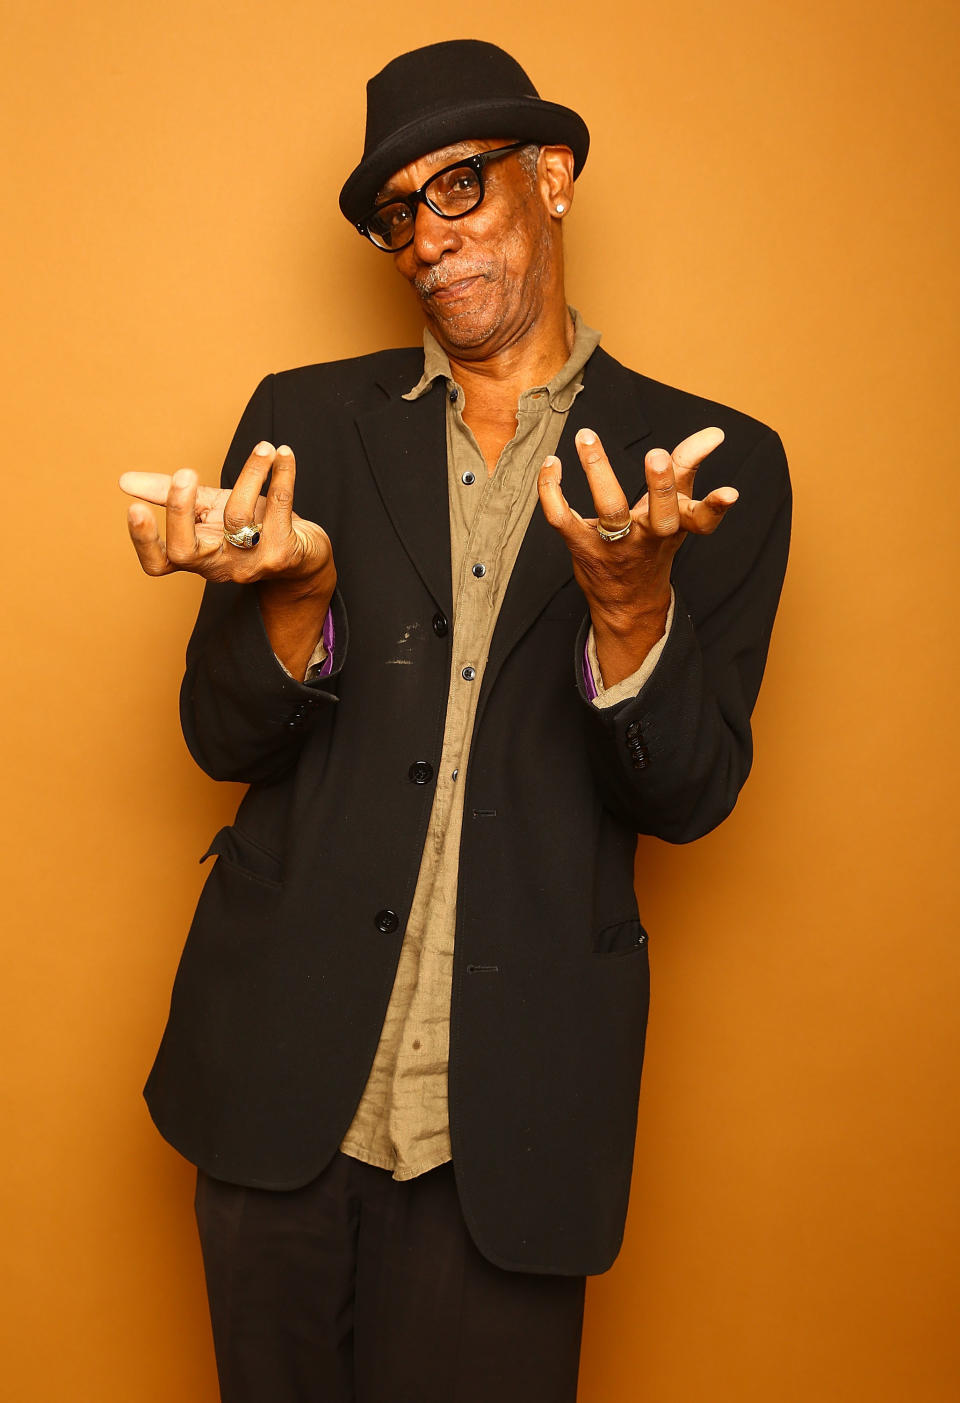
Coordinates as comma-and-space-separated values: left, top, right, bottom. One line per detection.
402, 307, 601, 411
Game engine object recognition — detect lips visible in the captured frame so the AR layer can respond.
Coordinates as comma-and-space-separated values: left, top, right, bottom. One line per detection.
429, 275, 484, 303
416, 267, 487, 301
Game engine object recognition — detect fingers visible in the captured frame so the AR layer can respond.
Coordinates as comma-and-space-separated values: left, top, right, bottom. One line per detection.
223, 441, 274, 533
124, 470, 208, 575
164, 469, 201, 562
127, 503, 171, 576
119, 466, 267, 535
680, 486, 739, 535
537, 455, 578, 536
261, 445, 296, 537
119, 471, 174, 505
122, 440, 306, 582
575, 430, 632, 531
118, 471, 224, 517
670, 426, 725, 495
645, 428, 729, 537
645, 448, 681, 536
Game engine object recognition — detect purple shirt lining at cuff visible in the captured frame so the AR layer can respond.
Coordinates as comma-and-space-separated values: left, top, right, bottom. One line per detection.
582, 639, 598, 701
316, 607, 335, 678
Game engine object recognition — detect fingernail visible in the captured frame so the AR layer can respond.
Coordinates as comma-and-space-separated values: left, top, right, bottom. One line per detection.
576, 430, 596, 445
277, 444, 291, 456
172, 469, 193, 487
255, 441, 273, 456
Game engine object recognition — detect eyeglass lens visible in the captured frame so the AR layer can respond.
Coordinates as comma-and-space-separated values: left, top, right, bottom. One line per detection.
367, 164, 484, 250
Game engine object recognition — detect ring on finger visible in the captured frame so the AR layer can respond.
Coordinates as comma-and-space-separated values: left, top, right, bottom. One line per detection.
223, 521, 262, 549
596, 520, 632, 543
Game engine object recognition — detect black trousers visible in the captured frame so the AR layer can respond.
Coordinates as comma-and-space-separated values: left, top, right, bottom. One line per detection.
195, 1152, 586, 1403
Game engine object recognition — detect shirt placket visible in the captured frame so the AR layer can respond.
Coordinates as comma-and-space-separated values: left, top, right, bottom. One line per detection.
341, 312, 601, 1181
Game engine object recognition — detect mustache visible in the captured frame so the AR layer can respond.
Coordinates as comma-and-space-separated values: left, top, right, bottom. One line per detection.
414, 265, 488, 297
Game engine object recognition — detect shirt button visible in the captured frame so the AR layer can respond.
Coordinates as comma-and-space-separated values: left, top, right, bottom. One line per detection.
461, 471, 476, 486
471, 562, 486, 578
449, 386, 458, 404
452, 768, 459, 781
432, 612, 449, 637
408, 760, 434, 785
626, 720, 642, 738
374, 909, 399, 934
461, 665, 476, 681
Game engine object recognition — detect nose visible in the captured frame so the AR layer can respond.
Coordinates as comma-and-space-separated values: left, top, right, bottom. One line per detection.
409, 200, 462, 265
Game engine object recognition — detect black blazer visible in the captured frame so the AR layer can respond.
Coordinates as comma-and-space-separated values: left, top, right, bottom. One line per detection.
144, 344, 791, 1275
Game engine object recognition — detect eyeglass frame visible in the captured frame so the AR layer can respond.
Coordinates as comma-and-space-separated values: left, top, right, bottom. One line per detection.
355, 141, 534, 251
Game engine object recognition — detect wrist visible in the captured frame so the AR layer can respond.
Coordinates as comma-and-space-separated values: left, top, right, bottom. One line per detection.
257, 569, 335, 682
259, 563, 336, 610
590, 590, 670, 642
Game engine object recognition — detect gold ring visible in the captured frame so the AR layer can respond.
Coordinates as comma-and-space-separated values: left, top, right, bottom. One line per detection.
596, 520, 632, 543
223, 522, 262, 549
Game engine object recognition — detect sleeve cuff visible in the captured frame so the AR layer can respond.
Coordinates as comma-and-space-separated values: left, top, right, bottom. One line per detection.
584, 588, 675, 709
275, 605, 336, 682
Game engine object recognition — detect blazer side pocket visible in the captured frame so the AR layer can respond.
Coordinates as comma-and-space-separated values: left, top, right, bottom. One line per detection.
201, 825, 283, 889
592, 917, 649, 956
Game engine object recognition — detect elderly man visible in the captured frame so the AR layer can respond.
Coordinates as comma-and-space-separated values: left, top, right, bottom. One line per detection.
122, 38, 790, 1403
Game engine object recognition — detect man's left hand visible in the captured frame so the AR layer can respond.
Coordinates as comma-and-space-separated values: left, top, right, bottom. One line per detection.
537, 427, 737, 687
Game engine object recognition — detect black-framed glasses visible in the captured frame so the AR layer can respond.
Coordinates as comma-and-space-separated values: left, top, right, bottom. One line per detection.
357, 142, 531, 251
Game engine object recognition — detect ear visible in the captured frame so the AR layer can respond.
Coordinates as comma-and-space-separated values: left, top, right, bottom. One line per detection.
537, 146, 576, 218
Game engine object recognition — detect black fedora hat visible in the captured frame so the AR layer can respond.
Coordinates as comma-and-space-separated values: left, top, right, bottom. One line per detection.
339, 40, 590, 225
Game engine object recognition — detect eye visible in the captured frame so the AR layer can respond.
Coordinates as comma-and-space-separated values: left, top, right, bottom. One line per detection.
370, 202, 412, 244
430, 166, 481, 212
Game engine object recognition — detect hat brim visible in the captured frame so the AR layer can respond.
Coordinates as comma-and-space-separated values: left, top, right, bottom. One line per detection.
339, 96, 589, 224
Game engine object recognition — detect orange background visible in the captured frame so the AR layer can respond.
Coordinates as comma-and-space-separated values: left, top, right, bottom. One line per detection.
4, 0, 958, 1398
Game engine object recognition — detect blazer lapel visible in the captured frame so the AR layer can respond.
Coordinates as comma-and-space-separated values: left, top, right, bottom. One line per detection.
481, 348, 655, 701
356, 373, 453, 616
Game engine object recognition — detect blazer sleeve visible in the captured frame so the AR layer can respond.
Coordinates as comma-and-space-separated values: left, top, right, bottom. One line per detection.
575, 427, 791, 842
178, 375, 348, 785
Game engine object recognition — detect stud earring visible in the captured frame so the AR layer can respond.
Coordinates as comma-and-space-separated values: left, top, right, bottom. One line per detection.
555, 203, 565, 214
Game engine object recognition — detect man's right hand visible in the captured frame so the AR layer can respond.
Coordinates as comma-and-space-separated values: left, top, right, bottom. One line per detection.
120, 440, 334, 591
120, 441, 336, 681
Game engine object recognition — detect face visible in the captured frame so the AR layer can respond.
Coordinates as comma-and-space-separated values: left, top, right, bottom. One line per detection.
378, 138, 569, 360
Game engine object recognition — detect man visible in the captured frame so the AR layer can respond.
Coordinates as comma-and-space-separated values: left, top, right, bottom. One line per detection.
122, 39, 790, 1403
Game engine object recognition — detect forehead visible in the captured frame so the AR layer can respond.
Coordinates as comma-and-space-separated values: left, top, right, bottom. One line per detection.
377, 138, 512, 202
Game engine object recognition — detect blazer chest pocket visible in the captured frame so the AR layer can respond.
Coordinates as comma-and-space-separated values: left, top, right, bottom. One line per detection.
201, 825, 283, 889
593, 917, 649, 956
541, 578, 588, 622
